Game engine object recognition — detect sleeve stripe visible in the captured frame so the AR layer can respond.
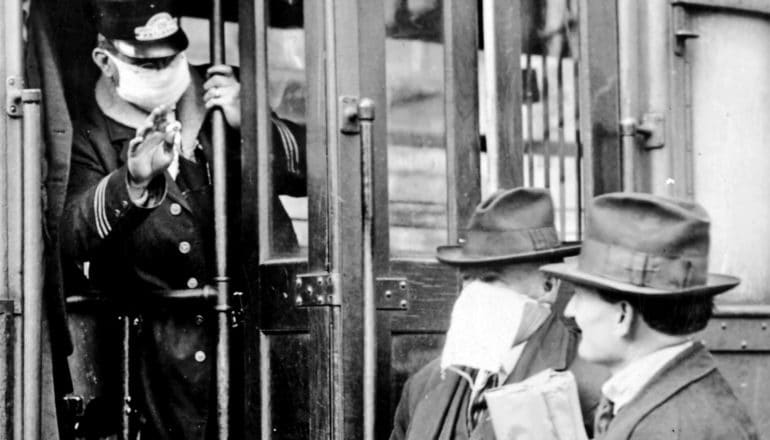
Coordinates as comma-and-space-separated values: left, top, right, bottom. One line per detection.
94, 175, 112, 239
272, 117, 300, 174
93, 177, 105, 238
271, 117, 292, 167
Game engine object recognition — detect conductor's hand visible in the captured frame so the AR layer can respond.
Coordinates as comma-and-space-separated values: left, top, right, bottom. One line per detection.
127, 105, 180, 189
203, 65, 241, 129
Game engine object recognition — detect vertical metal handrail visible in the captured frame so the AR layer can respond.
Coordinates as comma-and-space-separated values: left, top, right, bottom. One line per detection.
618, 0, 639, 192
21, 89, 43, 440
120, 315, 131, 440
359, 99, 376, 440
209, 1, 230, 438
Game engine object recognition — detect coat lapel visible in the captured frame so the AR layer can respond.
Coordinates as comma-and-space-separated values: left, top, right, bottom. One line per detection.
408, 369, 470, 440
604, 343, 717, 439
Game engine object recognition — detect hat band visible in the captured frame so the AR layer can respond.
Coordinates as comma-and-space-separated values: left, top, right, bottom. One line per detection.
463, 227, 560, 256
577, 239, 708, 290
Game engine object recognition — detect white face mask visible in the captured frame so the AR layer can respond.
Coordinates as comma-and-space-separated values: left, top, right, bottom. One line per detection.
441, 280, 552, 374
106, 51, 191, 112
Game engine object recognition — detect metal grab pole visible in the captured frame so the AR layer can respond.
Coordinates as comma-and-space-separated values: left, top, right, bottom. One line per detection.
120, 315, 131, 440
21, 89, 43, 440
618, 0, 639, 192
359, 99, 376, 440
209, 1, 230, 439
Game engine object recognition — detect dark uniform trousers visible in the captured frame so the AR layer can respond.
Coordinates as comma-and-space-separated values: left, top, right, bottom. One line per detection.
60, 66, 305, 440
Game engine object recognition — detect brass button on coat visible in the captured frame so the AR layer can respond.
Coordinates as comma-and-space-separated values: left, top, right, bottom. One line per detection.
194, 351, 206, 363
170, 203, 182, 216
178, 241, 191, 254
186, 277, 198, 289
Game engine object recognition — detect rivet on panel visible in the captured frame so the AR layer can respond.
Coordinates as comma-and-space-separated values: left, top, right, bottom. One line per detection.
721, 322, 727, 330
385, 290, 392, 299
400, 300, 408, 309
740, 340, 748, 349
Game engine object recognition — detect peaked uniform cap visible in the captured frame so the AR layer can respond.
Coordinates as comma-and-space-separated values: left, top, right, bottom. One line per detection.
436, 187, 580, 265
94, 0, 189, 59
541, 192, 740, 296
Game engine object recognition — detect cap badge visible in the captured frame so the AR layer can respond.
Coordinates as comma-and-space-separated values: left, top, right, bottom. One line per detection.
134, 12, 179, 41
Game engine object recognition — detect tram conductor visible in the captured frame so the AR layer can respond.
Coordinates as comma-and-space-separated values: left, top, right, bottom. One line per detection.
60, 1, 305, 439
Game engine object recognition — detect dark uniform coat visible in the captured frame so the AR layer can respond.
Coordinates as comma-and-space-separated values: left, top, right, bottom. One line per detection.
60, 66, 305, 440
598, 342, 758, 440
390, 305, 608, 440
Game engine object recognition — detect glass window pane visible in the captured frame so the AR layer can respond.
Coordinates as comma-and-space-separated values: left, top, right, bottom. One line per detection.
385, 0, 448, 257
492, 0, 581, 241
268, 2, 308, 257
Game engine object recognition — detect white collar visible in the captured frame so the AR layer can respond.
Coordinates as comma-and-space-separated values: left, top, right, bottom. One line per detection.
602, 340, 693, 414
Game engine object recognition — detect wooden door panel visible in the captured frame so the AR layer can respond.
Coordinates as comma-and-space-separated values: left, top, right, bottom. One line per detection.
389, 260, 456, 332
256, 263, 309, 331
376, 259, 459, 438
259, 331, 312, 440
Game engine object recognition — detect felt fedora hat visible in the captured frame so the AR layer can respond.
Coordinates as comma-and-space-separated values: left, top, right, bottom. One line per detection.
541, 192, 740, 296
94, 0, 189, 59
436, 187, 580, 265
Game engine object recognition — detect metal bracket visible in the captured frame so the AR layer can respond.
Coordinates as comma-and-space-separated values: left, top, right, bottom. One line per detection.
672, 5, 699, 57
620, 113, 665, 150
6, 76, 23, 117
230, 291, 244, 328
339, 96, 360, 134
294, 272, 341, 307
637, 113, 665, 149
0, 299, 19, 315
375, 277, 410, 311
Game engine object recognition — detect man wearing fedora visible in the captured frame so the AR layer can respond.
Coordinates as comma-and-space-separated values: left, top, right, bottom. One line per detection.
59, 1, 305, 438
542, 193, 759, 439
390, 187, 607, 440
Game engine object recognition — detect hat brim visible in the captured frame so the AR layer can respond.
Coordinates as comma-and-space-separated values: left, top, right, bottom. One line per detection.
436, 243, 581, 266
112, 30, 189, 59
540, 261, 740, 296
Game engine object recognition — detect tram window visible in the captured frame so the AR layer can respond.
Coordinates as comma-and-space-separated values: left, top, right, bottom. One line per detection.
494, 0, 581, 242
184, 7, 308, 258
385, 0, 448, 257
180, 17, 240, 66
266, 10, 308, 257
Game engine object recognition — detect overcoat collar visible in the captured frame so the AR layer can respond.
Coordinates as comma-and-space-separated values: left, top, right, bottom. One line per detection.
408, 311, 576, 440
604, 342, 716, 439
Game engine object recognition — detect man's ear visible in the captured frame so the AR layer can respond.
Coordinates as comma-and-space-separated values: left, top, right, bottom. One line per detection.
92, 48, 115, 78
616, 301, 636, 338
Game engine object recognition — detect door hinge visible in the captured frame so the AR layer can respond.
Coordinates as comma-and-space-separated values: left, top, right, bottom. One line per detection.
376, 277, 410, 311
294, 272, 341, 307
